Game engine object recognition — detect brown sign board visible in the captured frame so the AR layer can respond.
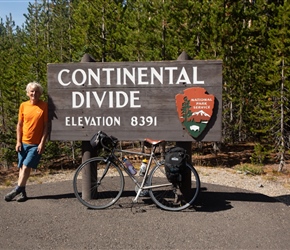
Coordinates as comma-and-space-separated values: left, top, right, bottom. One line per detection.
47, 60, 222, 141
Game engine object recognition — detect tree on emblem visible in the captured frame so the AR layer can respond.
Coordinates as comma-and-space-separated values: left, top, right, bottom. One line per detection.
181, 96, 191, 122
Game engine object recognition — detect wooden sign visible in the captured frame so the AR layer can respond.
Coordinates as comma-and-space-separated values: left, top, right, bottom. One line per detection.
47, 60, 222, 141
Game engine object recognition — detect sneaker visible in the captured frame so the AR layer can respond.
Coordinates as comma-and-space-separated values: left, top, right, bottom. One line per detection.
16, 192, 28, 202
4, 189, 21, 202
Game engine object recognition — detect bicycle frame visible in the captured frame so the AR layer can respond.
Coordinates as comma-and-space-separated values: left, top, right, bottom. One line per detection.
108, 144, 172, 203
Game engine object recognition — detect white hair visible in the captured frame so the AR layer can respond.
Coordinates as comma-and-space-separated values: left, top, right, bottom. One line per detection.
26, 82, 43, 95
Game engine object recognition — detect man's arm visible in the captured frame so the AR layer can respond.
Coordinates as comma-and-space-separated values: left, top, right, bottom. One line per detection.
16, 120, 23, 152
38, 121, 48, 154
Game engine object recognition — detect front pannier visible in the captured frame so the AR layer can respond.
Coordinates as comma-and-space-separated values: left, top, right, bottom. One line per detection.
165, 147, 187, 184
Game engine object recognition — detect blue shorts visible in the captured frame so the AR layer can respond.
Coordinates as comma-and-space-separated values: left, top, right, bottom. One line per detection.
18, 143, 42, 169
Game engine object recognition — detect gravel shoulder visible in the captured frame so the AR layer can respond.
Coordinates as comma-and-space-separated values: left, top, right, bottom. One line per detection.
195, 166, 290, 206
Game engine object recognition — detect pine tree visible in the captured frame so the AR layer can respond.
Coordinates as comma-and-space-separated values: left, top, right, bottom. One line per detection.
264, 1, 290, 171
44, 0, 74, 63
0, 18, 27, 167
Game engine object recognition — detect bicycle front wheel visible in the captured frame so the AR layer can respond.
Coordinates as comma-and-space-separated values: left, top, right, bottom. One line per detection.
73, 157, 124, 209
148, 162, 200, 211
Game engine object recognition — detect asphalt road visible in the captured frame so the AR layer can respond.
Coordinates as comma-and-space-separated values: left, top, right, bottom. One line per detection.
1, 178, 289, 250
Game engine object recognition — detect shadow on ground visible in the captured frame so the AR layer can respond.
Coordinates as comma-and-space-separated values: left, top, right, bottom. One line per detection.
18, 182, 288, 213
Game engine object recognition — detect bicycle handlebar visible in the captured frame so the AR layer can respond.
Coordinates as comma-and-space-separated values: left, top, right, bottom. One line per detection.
90, 131, 119, 152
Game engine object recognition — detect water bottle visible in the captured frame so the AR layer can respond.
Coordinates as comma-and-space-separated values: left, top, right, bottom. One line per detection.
123, 158, 137, 175
139, 159, 147, 176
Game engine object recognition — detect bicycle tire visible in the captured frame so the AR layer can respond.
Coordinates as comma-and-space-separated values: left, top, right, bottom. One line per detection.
73, 157, 124, 209
148, 162, 200, 211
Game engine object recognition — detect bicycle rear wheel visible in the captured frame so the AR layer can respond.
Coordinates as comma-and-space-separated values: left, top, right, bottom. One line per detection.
148, 162, 200, 211
73, 157, 124, 209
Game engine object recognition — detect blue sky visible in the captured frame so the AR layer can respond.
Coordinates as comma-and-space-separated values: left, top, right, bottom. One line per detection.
0, 0, 30, 27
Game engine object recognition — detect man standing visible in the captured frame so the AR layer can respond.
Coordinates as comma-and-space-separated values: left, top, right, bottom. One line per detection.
4, 82, 48, 202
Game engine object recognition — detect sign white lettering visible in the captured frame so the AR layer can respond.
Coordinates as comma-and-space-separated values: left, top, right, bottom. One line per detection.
65, 116, 121, 126
71, 91, 141, 108
58, 66, 204, 87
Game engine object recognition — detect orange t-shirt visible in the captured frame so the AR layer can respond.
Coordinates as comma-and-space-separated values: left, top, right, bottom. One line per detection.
18, 100, 48, 144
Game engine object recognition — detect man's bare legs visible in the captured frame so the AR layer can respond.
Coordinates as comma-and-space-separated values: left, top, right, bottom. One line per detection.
18, 165, 31, 187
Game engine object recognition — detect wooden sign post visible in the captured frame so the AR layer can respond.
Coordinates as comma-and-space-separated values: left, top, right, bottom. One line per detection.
80, 54, 97, 200
176, 51, 193, 192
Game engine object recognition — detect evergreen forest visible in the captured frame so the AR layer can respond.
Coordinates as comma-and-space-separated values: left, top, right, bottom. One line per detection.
0, 0, 289, 171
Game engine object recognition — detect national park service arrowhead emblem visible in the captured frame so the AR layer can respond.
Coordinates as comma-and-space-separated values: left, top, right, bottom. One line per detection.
176, 87, 215, 139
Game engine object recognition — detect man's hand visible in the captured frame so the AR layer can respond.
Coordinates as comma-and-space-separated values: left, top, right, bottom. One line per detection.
37, 143, 45, 154
15, 142, 22, 152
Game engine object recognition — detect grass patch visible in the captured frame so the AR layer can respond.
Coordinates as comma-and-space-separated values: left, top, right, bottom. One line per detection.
235, 164, 264, 175
28, 176, 43, 184
4, 180, 13, 187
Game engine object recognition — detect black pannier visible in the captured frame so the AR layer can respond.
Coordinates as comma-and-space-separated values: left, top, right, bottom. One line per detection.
164, 147, 187, 184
